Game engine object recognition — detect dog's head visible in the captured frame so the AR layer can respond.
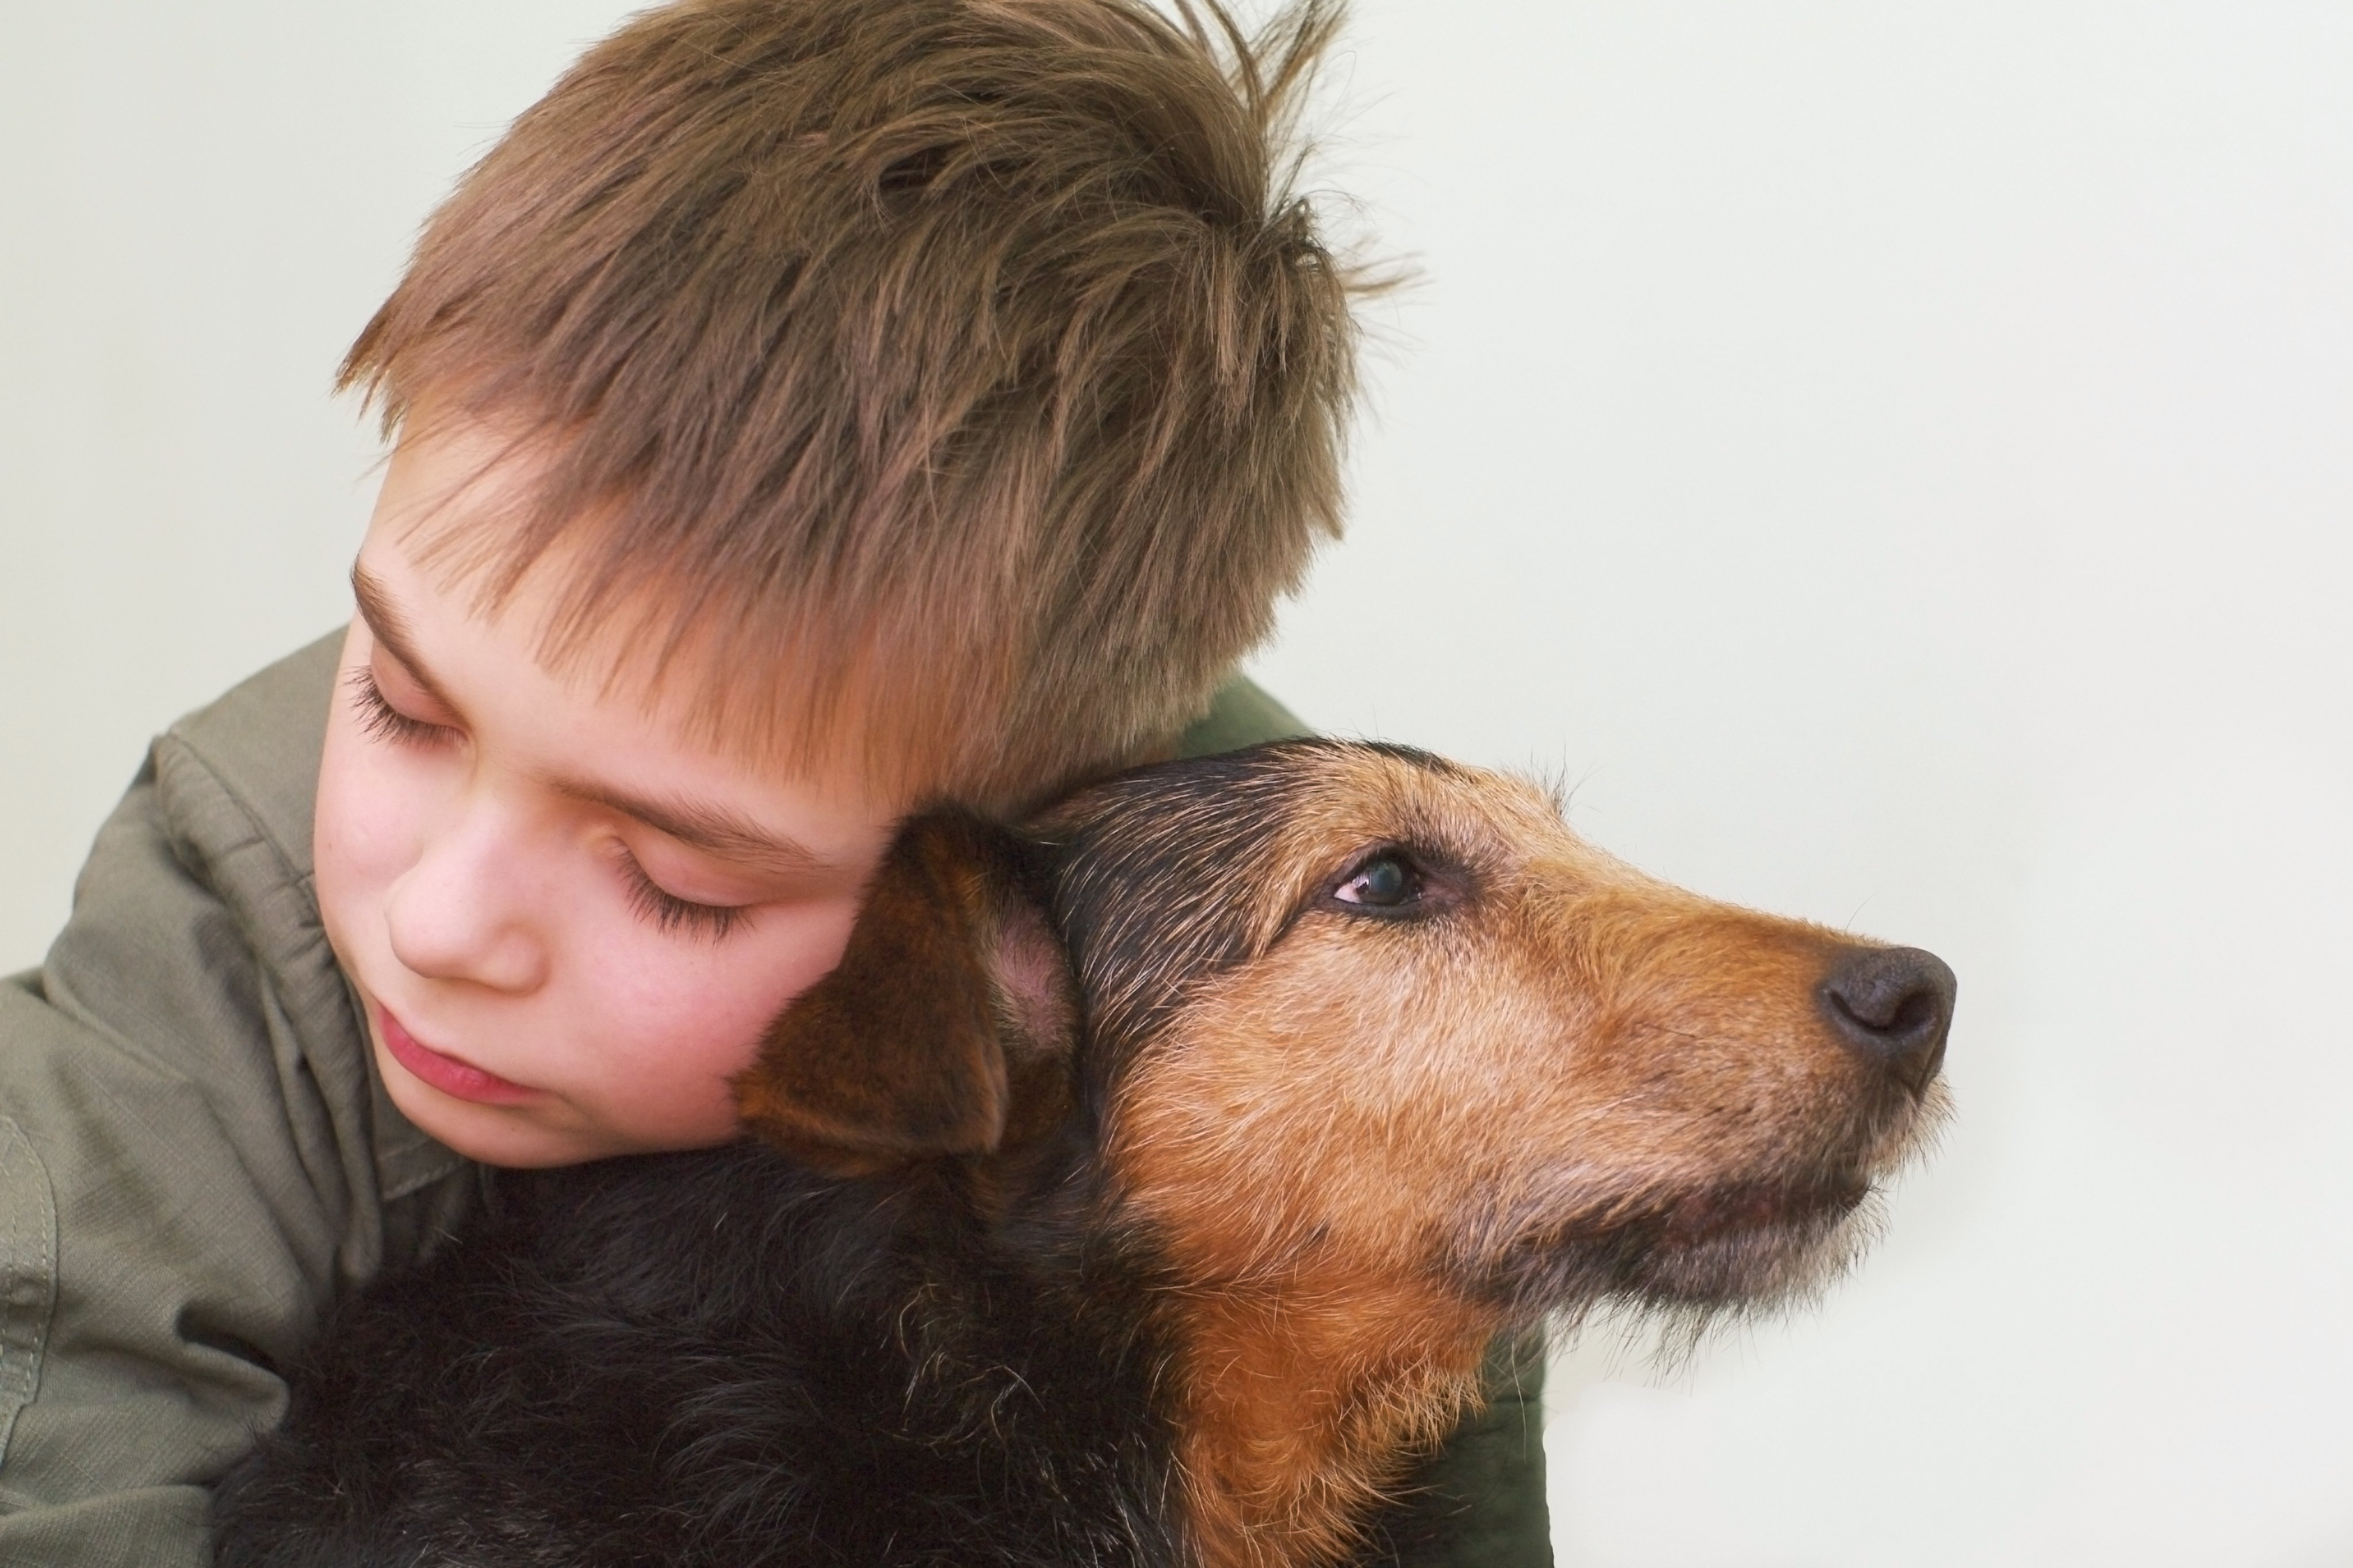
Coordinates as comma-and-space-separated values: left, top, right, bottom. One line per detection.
736, 740, 1953, 1320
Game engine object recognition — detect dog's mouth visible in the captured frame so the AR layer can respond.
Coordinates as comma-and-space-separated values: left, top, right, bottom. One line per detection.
1479, 1173, 1876, 1314
1654, 1177, 1869, 1251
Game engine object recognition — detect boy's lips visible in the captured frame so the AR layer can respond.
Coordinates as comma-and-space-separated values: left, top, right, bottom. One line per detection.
377, 1006, 540, 1106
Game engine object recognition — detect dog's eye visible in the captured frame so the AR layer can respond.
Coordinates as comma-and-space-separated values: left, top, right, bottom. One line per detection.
1333, 853, 1420, 909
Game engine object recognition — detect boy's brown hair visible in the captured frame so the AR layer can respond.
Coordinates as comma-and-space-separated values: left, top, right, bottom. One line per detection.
348, 0, 1362, 811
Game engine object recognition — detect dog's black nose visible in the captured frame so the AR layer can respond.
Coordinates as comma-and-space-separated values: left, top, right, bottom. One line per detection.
1818, 946, 1955, 1094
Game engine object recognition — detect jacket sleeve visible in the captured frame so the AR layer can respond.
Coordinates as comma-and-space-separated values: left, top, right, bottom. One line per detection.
0, 668, 470, 1567
1179, 679, 1555, 1568
0, 760, 334, 1562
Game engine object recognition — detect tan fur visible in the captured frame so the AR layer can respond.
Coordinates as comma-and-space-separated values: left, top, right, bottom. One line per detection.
1100, 752, 1949, 1566
1162, 1282, 1494, 1567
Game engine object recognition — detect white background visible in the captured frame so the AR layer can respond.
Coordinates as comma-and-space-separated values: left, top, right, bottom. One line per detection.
5, 3, 2351, 1563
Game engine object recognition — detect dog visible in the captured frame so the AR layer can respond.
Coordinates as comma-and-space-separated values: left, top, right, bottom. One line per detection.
212, 740, 1954, 1567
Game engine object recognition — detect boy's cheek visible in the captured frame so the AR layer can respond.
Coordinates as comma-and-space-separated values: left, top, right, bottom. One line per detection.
415, 884, 868, 1157
315, 710, 419, 958
586, 895, 865, 1080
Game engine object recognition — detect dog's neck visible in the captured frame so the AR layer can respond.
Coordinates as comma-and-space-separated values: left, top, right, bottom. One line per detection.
1158, 1277, 1502, 1568
979, 1059, 1511, 1568
985, 1143, 1506, 1568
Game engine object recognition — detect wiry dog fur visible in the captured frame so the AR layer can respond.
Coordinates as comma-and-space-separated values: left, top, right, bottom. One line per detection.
213, 741, 1953, 1568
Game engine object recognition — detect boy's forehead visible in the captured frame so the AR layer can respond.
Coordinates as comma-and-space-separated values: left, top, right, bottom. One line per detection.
372, 403, 550, 545
354, 494, 956, 832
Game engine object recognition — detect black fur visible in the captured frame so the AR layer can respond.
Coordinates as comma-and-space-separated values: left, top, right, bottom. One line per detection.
213, 1141, 1187, 1567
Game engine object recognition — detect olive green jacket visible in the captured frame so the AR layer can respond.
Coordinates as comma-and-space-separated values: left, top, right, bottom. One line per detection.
0, 634, 1548, 1565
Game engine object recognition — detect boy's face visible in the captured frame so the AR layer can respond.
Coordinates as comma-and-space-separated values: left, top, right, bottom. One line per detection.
315, 419, 904, 1167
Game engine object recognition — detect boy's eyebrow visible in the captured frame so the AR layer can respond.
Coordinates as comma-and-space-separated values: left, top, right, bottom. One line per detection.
351, 565, 470, 721
350, 565, 840, 881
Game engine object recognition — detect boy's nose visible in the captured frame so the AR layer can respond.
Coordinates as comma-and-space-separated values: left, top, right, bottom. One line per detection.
1816, 945, 1955, 1094
383, 831, 550, 994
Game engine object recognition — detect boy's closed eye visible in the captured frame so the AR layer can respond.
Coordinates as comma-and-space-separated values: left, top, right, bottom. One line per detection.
346, 614, 874, 952
350, 662, 457, 747
610, 844, 751, 941
351, 660, 760, 941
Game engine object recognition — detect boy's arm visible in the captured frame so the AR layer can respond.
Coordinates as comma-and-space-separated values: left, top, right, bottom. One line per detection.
0, 772, 326, 1562
1176, 678, 1555, 1568
0, 638, 467, 1565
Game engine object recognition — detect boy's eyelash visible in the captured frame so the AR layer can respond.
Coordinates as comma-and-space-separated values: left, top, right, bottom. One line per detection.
349, 667, 449, 747
618, 852, 748, 943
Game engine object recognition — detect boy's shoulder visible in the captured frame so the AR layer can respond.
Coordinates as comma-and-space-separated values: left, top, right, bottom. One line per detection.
160, 630, 345, 882
45, 627, 460, 1207
1176, 677, 1311, 760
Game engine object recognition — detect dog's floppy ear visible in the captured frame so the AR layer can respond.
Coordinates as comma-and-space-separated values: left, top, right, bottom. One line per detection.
734, 810, 1075, 1176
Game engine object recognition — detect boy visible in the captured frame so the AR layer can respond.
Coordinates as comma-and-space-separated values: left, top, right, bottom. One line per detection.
0, 0, 1548, 1561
